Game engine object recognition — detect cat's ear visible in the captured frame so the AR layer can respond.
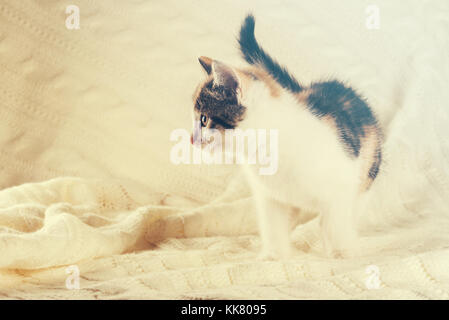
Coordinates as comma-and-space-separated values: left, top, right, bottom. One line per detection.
198, 56, 213, 74
211, 61, 240, 92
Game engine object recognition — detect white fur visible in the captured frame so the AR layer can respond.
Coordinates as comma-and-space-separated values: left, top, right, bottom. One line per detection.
239, 80, 364, 259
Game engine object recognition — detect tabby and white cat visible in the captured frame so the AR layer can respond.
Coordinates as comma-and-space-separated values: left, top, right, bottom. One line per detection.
191, 15, 382, 259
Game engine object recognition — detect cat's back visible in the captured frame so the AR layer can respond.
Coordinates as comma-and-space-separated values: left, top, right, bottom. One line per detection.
296, 80, 380, 155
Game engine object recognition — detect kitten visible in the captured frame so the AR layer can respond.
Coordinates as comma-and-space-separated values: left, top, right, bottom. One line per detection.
191, 14, 382, 259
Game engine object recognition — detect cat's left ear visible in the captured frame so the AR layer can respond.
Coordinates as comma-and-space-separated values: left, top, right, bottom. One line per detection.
211, 60, 241, 93
198, 56, 213, 74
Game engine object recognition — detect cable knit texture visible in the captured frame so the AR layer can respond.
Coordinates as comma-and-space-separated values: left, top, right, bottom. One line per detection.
0, 0, 449, 299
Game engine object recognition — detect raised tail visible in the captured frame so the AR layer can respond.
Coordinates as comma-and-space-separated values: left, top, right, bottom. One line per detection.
238, 14, 303, 93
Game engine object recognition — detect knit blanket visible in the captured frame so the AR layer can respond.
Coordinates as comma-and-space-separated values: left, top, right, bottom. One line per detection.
1, 0, 449, 299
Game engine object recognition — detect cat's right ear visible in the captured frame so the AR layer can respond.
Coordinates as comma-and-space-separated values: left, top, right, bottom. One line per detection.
198, 56, 213, 74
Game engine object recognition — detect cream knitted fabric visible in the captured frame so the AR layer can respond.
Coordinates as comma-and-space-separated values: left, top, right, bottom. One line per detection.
1, 0, 449, 299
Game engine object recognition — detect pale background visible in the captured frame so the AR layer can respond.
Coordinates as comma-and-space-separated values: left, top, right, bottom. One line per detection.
0, 0, 448, 299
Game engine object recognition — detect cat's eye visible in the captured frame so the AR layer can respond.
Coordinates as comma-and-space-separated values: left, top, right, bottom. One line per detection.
200, 114, 208, 127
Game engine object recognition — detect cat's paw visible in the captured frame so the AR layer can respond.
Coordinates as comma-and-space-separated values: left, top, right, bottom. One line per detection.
257, 248, 291, 261
322, 236, 361, 259
324, 246, 361, 259
257, 251, 278, 261
338, 247, 362, 259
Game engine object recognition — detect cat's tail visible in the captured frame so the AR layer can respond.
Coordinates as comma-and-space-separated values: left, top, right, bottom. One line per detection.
238, 14, 303, 93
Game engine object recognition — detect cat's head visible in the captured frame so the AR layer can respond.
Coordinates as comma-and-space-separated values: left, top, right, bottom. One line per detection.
191, 56, 247, 149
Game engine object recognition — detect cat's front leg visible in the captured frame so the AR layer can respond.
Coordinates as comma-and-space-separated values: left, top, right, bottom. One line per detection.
242, 164, 292, 260
255, 196, 292, 260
